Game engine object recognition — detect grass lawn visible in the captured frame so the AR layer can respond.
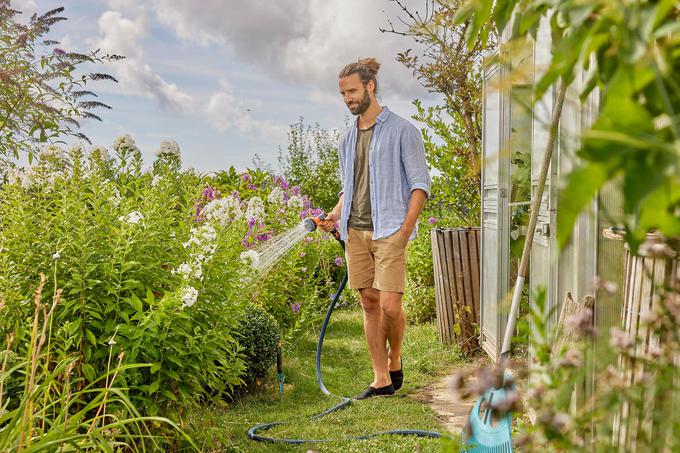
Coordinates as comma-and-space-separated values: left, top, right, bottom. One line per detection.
184, 306, 466, 452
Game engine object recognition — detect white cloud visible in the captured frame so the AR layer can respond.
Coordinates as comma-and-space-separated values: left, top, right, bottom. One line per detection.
10, 0, 37, 13
94, 10, 193, 111
149, 0, 431, 100
206, 80, 287, 142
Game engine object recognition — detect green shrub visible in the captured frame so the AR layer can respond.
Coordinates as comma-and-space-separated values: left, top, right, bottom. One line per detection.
235, 305, 281, 385
404, 220, 437, 324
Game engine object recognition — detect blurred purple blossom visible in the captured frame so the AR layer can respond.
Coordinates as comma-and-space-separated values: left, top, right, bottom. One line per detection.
247, 183, 257, 190
609, 327, 635, 351
428, 217, 437, 225
231, 190, 240, 200
311, 207, 324, 217
53, 48, 65, 56
274, 175, 289, 189
564, 308, 596, 337
241, 173, 252, 182
256, 232, 270, 242
334, 256, 344, 267
304, 236, 313, 244
291, 302, 301, 313
247, 217, 256, 228
290, 185, 302, 196
299, 252, 306, 257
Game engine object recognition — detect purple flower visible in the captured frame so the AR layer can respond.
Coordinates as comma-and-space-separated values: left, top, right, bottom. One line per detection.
303, 195, 312, 209
256, 232, 270, 242
231, 190, 240, 200
241, 173, 252, 182
300, 208, 311, 219
203, 186, 218, 201
334, 256, 344, 267
291, 302, 301, 313
274, 175, 289, 189
304, 237, 313, 244
247, 217, 256, 228
247, 183, 257, 190
299, 252, 306, 257
53, 48, 65, 56
290, 185, 302, 196
311, 207, 324, 217
428, 217, 437, 225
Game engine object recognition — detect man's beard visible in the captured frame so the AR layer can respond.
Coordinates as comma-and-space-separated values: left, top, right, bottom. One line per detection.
348, 89, 371, 115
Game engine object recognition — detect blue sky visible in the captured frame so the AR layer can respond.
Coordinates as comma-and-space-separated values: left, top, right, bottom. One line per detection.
15, 0, 440, 172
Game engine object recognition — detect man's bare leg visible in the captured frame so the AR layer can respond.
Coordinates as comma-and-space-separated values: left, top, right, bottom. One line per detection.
359, 287, 391, 388
380, 291, 406, 372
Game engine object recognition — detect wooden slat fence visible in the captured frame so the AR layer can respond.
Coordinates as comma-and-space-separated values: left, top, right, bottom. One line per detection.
612, 233, 679, 451
431, 227, 480, 356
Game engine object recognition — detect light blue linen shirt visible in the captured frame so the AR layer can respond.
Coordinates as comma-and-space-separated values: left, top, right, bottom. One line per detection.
337, 106, 431, 241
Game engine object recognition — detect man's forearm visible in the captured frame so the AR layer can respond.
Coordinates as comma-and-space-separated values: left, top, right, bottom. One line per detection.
330, 194, 344, 218
400, 189, 427, 236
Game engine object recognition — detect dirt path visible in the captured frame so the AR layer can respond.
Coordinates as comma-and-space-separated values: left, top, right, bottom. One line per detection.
411, 360, 488, 434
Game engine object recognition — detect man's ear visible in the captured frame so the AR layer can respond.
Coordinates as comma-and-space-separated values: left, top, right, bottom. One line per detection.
366, 79, 375, 95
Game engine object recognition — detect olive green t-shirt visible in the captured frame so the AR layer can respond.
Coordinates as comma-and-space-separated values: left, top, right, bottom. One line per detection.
348, 124, 375, 230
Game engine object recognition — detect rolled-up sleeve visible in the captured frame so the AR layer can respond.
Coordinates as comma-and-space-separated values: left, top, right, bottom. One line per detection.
401, 124, 431, 198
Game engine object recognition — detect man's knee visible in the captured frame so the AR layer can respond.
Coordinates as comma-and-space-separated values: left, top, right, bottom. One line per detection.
380, 293, 404, 321
359, 288, 380, 312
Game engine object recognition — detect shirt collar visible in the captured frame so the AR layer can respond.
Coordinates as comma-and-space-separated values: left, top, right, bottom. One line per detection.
353, 106, 391, 130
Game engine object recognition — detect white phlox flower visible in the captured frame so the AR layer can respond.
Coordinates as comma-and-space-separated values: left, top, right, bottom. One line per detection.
38, 144, 66, 162
151, 175, 162, 187
113, 134, 138, 152
267, 187, 285, 205
183, 225, 218, 261
172, 261, 203, 280
244, 197, 265, 222
180, 286, 198, 308
202, 197, 242, 226
89, 146, 110, 161
287, 195, 304, 211
119, 211, 144, 225
155, 139, 180, 157
240, 250, 260, 269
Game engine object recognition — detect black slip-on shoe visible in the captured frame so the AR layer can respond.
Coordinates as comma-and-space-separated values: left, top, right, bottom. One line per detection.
354, 383, 396, 400
389, 363, 403, 391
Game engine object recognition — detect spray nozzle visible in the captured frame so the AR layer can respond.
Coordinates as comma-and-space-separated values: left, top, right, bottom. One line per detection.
303, 214, 325, 232
302, 214, 342, 243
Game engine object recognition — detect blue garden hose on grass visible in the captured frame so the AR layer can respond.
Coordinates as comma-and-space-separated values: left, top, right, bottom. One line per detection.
246, 219, 442, 445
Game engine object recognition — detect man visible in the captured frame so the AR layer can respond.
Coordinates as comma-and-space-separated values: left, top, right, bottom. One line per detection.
321, 58, 431, 399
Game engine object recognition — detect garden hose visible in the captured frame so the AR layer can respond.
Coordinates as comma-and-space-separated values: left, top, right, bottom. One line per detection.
276, 347, 284, 396
246, 217, 442, 445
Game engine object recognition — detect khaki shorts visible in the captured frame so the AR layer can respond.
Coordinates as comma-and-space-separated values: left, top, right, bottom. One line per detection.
345, 227, 409, 293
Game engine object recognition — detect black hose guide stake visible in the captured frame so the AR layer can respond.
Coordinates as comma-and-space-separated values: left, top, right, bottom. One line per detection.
247, 221, 442, 445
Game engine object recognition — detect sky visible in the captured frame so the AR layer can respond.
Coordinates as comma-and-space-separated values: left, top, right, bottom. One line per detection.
13, 0, 441, 172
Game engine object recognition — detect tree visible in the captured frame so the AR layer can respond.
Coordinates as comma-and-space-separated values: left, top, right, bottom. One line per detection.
381, 0, 497, 226
0, 3, 122, 170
